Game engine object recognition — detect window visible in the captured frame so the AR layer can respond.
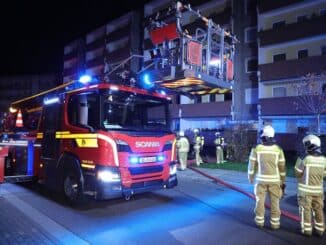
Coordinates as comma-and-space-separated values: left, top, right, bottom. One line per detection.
272, 21, 285, 29
321, 46, 326, 55
246, 57, 258, 73
273, 53, 286, 62
298, 49, 308, 59
68, 92, 100, 130
297, 15, 308, 22
273, 87, 286, 97
245, 27, 257, 43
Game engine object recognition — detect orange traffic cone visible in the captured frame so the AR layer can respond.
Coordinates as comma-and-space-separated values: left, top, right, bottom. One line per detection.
15, 109, 23, 127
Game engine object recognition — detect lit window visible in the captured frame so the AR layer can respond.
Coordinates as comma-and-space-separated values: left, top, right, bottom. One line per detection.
298, 49, 308, 59
273, 53, 286, 62
273, 87, 286, 97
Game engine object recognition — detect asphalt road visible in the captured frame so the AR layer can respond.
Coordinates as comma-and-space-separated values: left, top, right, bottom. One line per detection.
1, 169, 325, 245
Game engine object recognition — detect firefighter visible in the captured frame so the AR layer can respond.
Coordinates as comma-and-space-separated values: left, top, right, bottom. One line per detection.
176, 131, 190, 170
294, 134, 326, 237
214, 131, 225, 164
248, 125, 286, 229
193, 129, 204, 166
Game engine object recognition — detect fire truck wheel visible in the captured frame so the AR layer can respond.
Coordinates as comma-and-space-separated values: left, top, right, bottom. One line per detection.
63, 171, 83, 203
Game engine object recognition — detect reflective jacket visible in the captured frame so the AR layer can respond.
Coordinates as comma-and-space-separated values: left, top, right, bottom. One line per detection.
214, 137, 224, 147
248, 144, 286, 184
176, 136, 190, 153
295, 154, 326, 196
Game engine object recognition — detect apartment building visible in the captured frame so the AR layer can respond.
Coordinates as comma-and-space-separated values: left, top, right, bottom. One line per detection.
257, 0, 326, 134
62, 0, 258, 131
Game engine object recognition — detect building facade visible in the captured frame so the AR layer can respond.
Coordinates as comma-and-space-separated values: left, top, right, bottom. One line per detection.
61, 0, 326, 135
257, 0, 326, 134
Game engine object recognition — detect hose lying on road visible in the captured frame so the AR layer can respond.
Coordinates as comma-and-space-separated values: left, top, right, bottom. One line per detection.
188, 166, 300, 222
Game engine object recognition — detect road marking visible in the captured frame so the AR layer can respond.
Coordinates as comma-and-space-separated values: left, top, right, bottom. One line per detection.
1, 186, 89, 245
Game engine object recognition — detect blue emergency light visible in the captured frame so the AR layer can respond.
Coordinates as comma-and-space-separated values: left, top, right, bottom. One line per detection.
79, 75, 92, 84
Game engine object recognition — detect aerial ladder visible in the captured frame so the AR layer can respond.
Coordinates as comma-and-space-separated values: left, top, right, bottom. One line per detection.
140, 1, 239, 97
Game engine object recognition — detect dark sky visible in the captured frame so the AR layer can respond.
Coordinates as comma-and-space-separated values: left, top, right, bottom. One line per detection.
0, 0, 149, 75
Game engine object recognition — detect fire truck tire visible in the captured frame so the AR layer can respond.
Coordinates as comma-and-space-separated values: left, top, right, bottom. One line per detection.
63, 170, 83, 204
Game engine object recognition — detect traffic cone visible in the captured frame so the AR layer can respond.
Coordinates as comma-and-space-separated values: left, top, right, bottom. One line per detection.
15, 109, 23, 127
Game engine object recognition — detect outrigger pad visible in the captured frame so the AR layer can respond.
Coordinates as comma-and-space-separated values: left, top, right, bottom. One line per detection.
155, 69, 232, 96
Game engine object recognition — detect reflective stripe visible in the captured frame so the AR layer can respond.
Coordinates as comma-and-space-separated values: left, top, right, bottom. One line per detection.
295, 167, 303, 173
306, 163, 325, 168
97, 134, 119, 166
304, 227, 312, 231
248, 170, 254, 174
315, 222, 324, 227
270, 220, 280, 225
298, 187, 323, 194
256, 177, 280, 182
250, 157, 256, 161
304, 222, 312, 227
299, 183, 323, 190
315, 226, 324, 231
257, 174, 279, 178
280, 173, 286, 176
256, 216, 264, 220
271, 217, 280, 221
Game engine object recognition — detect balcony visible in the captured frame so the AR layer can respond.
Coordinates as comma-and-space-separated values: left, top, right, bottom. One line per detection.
259, 55, 326, 81
86, 56, 105, 69
86, 36, 106, 52
64, 50, 77, 61
63, 67, 78, 77
105, 42, 131, 64
260, 96, 324, 116
258, 0, 304, 13
170, 101, 232, 118
106, 24, 131, 43
259, 15, 326, 46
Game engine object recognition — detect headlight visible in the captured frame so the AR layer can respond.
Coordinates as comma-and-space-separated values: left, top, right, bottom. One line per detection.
97, 170, 121, 182
169, 164, 177, 175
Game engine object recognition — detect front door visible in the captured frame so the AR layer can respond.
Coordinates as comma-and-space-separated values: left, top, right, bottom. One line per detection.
41, 102, 62, 189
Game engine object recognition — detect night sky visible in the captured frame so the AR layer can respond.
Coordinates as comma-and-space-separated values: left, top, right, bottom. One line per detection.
0, 0, 149, 75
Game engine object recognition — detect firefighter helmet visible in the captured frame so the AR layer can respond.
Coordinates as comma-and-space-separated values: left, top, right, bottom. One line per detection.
215, 131, 221, 136
261, 125, 275, 138
193, 128, 199, 133
302, 134, 321, 150
179, 131, 184, 137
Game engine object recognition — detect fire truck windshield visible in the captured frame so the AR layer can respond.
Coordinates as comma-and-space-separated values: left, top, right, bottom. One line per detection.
101, 90, 170, 132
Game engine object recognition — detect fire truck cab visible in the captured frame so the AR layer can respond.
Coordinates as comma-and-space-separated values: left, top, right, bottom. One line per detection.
1, 80, 177, 202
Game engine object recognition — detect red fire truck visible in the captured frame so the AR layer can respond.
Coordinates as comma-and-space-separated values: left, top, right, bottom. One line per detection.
0, 78, 178, 202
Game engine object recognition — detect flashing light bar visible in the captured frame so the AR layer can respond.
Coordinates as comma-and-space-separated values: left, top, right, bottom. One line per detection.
79, 75, 92, 84
129, 155, 165, 164
110, 85, 119, 91
44, 97, 60, 105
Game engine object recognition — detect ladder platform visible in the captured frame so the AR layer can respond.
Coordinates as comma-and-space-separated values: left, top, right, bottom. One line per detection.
156, 69, 232, 95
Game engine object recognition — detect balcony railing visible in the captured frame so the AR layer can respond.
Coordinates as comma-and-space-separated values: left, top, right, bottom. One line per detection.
259, 15, 326, 46
260, 96, 324, 116
258, 0, 304, 13
259, 55, 326, 81
170, 101, 232, 118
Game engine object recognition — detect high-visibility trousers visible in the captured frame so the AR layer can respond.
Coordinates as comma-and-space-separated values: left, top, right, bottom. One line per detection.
254, 183, 282, 228
298, 195, 324, 235
178, 152, 188, 170
216, 146, 224, 164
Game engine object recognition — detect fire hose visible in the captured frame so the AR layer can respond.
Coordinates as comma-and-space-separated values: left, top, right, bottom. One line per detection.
188, 166, 300, 222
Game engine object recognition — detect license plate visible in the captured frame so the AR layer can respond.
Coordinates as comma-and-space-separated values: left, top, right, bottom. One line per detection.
139, 156, 156, 163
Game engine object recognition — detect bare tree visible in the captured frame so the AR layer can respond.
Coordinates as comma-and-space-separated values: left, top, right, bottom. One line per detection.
293, 73, 326, 135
